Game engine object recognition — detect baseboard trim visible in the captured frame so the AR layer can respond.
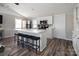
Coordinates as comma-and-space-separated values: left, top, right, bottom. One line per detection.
3, 36, 14, 39
54, 37, 72, 41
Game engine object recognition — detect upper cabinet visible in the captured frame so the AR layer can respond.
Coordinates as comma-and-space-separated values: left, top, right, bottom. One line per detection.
42, 16, 53, 24
32, 16, 53, 25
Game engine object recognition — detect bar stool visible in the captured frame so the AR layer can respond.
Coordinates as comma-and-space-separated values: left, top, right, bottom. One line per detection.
14, 33, 40, 54
29, 35, 40, 54
23, 35, 31, 48
16, 33, 25, 48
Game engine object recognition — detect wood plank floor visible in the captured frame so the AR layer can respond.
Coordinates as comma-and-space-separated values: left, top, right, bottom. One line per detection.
0, 37, 77, 56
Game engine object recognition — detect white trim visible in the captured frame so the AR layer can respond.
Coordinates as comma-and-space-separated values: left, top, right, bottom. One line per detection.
54, 36, 72, 41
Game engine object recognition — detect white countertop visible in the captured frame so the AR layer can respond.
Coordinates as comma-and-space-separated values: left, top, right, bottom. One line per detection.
15, 29, 45, 33
15, 29, 46, 37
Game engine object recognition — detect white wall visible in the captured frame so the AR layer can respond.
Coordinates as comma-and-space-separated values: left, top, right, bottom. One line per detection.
0, 13, 24, 38
73, 4, 79, 31
73, 7, 77, 31
0, 5, 25, 38
53, 11, 73, 40
66, 11, 74, 40
1, 13, 15, 38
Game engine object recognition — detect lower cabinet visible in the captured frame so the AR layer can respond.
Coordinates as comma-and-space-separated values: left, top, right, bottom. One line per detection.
73, 36, 79, 55
73, 37, 77, 55
76, 39, 79, 55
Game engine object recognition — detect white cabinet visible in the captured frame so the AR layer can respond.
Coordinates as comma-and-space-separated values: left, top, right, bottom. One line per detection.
32, 16, 53, 25
76, 38, 79, 55
73, 4, 79, 55
43, 16, 53, 24
72, 31, 79, 55
72, 36, 78, 55
73, 36, 79, 55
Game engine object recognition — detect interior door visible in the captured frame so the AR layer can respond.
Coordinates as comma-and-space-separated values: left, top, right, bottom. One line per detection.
54, 14, 66, 39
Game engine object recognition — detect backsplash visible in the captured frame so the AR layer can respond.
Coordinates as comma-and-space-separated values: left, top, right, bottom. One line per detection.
38, 20, 49, 29
26, 20, 50, 29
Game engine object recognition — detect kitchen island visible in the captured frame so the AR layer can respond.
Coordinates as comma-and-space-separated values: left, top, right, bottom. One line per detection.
15, 29, 47, 52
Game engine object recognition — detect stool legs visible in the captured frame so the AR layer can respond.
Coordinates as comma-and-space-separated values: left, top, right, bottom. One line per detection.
16, 35, 25, 48
17, 35, 20, 46
26, 38, 28, 48
36, 40, 37, 54
21, 37, 24, 48
39, 40, 40, 52
32, 39, 34, 49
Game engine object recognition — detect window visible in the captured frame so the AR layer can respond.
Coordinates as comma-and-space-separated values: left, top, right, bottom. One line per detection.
15, 18, 26, 29
15, 19, 22, 29
22, 20, 26, 29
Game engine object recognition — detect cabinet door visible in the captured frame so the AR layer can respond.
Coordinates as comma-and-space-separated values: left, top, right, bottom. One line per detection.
73, 37, 77, 55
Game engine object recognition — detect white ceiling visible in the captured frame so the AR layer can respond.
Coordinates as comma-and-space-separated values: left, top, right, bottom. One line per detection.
0, 3, 76, 17
0, 3, 22, 17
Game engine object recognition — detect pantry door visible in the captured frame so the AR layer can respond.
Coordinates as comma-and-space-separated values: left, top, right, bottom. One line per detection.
54, 14, 66, 39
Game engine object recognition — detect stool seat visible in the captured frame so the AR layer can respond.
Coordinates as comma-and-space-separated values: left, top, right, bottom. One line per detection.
29, 35, 40, 40
17, 33, 40, 40
14, 33, 40, 54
